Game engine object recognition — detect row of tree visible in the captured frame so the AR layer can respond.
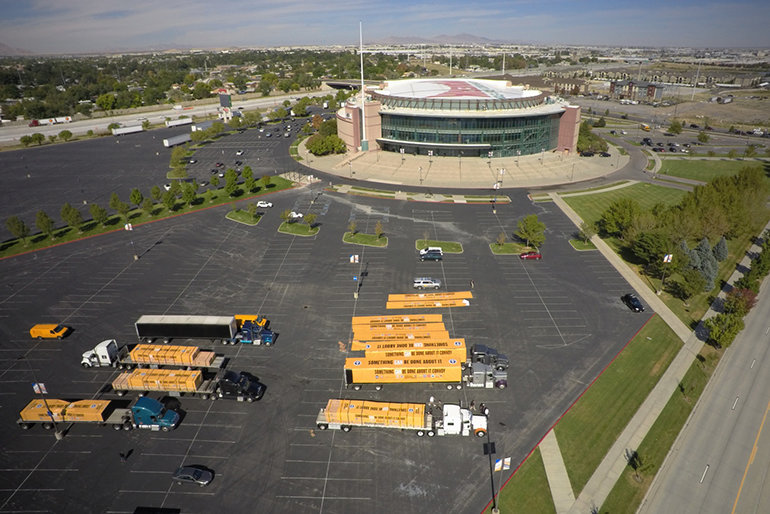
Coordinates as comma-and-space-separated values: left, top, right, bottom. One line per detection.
703, 231, 770, 348
595, 165, 768, 300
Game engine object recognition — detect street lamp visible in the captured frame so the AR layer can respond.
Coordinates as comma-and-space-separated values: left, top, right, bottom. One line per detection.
516, 150, 521, 166
541, 147, 545, 165
483, 412, 499, 513
418, 166, 423, 186
348, 161, 352, 178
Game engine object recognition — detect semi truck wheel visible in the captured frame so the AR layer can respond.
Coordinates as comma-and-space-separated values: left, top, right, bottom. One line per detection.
353, 385, 362, 391
246, 396, 254, 403
475, 429, 487, 438
497, 382, 507, 389
112, 424, 122, 431
123, 422, 132, 431
374, 385, 383, 391
341, 425, 352, 432
446, 384, 453, 390
81, 362, 91, 368
161, 425, 170, 432
416, 430, 425, 437
427, 430, 435, 437
42, 423, 53, 430
317, 423, 328, 430
20, 423, 32, 430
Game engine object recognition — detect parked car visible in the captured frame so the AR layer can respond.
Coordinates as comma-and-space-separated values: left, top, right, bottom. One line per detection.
599, 152, 611, 157
234, 160, 243, 166
163, 183, 172, 191
188, 159, 197, 164
29, 324, 70, 339
257, 201, 273, 208
519, 251, 542, 260
413, 277, 441, 289
236, 150, 244, 155
172, 466, 213, 487
289, 211, 303, 219
215, 162, 224, 168
580, 151, 595, 157
419, 246, 443, 255
420, 251, 442, 262
621, 293, 645, 312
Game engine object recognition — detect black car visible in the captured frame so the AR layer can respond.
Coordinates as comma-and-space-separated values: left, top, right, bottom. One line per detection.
420, 251, 443, 262
621, 294, 645, 312
599, 152, 611, 157
580, 151, 595, 157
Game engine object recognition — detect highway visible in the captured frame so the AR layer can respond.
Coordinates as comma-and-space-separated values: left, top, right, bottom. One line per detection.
0, 90, 328, 144
639, 273, 770, 514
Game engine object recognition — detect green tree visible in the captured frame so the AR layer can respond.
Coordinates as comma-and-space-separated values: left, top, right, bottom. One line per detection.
496, 232, 507, 246
47, 134, 57, 144
744, 145, 757, 158
668, 119, 683, 135
280, 209, 291, 222
713, 236, 728, 261
20, 135, 32, 147
727, 149, 737, 159
262, 175, 272, 189
704, 313, 744, 348
181, 183, 197, 205
247, 203, 258, 218
89, 203, 109, 226
305, 213, 317, 227
210, 175, 220, 189
599, 198, 641, 238
58, 129, 73, 142
244, 177, 255, 192
348, 220, 357, 234
673, 268, 706, 303
60, 202, 83, 232
31, 133, 45, 145
129, 188, 144, 209
150, 185, 162, 202
632, 231, 669, 274
6, 216, 30, 244
579, 221, 596, 243
96, 93, 116, 111
192, 82, 211, 100
109, 192, 121, 212
116, 201, 131, 222
515, 214, 546, 248
242, 166, 253, 181
374, 220, 384, 238
142, 120, 151, 130
141, 198, 155, 215
162, 191, 176, 211
697, 131, 710, 143
723, 288, 757, 317
35, 210, 55, 239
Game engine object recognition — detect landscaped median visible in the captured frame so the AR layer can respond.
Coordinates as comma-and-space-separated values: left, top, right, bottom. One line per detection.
1, 177, 293, 259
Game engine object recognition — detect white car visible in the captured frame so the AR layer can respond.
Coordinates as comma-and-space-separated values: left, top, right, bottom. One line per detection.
163, 183, 172, 191
289, 211, 303, 219
257, 201, 273, 208
236, 150, 244, 156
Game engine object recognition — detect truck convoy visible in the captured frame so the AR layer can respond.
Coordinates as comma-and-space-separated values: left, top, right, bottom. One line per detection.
110, 368, 265, 401
316, 399, 487, 438
81, 340, 225, 370
17, 396, 179, 431
134, 314, 274, 345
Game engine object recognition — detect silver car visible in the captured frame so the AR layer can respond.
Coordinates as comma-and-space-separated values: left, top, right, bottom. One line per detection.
413, 277, 441, 289
172, 466, 213, 486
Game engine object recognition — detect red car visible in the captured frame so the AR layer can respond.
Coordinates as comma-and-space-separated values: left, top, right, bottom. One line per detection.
520, 251, 542, 260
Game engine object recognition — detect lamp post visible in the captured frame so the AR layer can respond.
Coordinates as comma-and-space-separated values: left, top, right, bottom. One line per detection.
516, 149, 521, 167
348, 161, 352, 178
483, 412, 499, 513
541, 147, 545, 165
418, 166, 423, 186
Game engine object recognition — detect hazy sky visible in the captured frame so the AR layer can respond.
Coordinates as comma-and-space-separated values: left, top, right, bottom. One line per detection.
2, 0, 769, 54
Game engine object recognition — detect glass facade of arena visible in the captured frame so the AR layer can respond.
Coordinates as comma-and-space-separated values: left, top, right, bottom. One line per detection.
378, 113, 562, 158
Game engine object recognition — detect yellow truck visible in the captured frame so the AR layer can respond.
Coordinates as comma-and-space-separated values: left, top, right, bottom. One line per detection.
80, 340, 225, 370
29, 324, 70, 339
344, 354, 507, 390
110, 368, 265, 402
350, 338, 465, 352
316, 399, 488, 438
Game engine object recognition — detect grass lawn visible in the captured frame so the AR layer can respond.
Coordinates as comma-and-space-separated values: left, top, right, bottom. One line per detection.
278, 221, 319, 236
563, 183, 687, 228
0, 177, 292, 258
414, 239, 463, 253
569, 239, 597, 250
554, 315, 682, 495
342, 232, 388, 247
487, 448, 555, 514
226, 209, 261, 226
658, 159, 768, 182
490, 242, 529, 254
601, 346, 720, 512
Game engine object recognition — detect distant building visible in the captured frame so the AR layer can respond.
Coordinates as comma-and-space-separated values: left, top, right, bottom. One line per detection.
609, 80, 663, 102
337, 78, 580, 158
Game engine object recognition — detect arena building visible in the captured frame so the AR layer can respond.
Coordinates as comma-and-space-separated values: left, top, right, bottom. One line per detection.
337, 78, 580, 158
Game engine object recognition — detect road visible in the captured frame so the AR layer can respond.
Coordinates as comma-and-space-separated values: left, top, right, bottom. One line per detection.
639, 274, 770, 514
0, 91, 328, 144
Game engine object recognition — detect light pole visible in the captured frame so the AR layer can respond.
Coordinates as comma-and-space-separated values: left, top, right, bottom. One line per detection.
483, 413, 499, 513
516, 149, 521, 167
571, 162, 575, 182
418, 166, 423, 186
348, 161, 352, 178
541, 147, 545, 165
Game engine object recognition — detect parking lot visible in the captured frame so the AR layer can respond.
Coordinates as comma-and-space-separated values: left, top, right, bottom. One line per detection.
0, 127, 652, 513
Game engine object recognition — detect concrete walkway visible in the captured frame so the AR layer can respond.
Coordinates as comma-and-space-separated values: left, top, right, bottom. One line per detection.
540, 430, 576, 513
